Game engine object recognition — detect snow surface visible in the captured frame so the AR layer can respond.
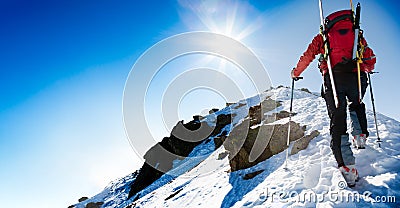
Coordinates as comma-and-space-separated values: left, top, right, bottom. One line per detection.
74, 87, 400, 208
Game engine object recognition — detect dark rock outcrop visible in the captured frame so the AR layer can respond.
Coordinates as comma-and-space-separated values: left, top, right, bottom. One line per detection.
243, 170, 264, 180
128, 113, 233, 200
300, 88, 312, 94
291, 130, 320, 155
78, 197, 88, 202
68, 200, 104, 208
209, 108, 219, 114
85, 202, 104, 208
248, 97, 281, 126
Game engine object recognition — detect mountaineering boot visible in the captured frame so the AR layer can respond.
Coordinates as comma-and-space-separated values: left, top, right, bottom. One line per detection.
348, 164, 359, 182
339, 165, 357, 187
352, 134, 366, 149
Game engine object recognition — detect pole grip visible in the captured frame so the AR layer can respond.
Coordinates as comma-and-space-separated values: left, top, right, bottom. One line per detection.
293, 77, 303, 81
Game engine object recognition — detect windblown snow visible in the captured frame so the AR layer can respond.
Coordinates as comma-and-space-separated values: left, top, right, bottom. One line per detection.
74, 87, 400, 208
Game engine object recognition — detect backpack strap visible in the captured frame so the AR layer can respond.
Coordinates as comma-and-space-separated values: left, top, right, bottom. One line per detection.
325, 13, 354, 31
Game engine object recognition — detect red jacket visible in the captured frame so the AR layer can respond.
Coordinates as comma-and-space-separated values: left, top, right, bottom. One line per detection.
293, 34, 376, 77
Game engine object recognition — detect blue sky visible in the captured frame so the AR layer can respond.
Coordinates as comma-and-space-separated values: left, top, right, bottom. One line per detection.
0, 0, 399, 207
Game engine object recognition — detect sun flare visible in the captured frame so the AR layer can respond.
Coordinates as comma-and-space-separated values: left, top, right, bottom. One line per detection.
178, 0, 264, 41
177, 0, 266, 76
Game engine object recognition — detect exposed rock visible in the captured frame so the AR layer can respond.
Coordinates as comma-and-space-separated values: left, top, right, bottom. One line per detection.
169, 120, 214, 157
210, 114, 233, 138
274, 110, 292, 120
217, 151, 229, 160
300, 88, 312, 94
224, 120, 306, 171
165, 188, 183, 201
268, 121, 305, 155
68, 196, 91, 208
221, 96, 319, 172
193, 115, 202, 122
209, 108, 219, 114
128, 113, 233, 200
78, 197, 88, 202
85, 202, 103, 208
127, 162, 164, 199
243, 170, 264, 180
233, 102, 247, 109
263, 110, 294, 124
247, 98, 282, 126
291, 130, 320, 155
213, 135, 226, 149
224, 120, 320, 172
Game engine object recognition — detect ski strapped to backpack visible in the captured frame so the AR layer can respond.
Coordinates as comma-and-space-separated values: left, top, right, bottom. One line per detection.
318, 0, 339, 108
351, 2, 363, 102
350, 1, 381, 146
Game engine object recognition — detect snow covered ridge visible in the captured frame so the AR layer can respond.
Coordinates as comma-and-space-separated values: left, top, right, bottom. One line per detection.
71, 87, 400, 208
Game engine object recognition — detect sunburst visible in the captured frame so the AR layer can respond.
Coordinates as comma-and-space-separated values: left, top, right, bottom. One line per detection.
179, 0, 263, 41
178, 0, 265, 75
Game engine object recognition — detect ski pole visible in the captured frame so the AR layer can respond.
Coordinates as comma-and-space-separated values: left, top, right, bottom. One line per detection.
368, 72, 381, 147
285, 76, 303, 170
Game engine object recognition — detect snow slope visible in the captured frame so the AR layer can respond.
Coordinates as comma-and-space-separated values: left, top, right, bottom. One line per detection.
75, 87, 400, 208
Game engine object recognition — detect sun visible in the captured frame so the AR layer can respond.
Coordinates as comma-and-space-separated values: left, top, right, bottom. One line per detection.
171, 0, 268, 106
177, 0, 266, 75
178, 0, 264, 42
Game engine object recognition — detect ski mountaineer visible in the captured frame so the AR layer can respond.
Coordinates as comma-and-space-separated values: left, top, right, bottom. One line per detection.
291, 9, 376, 186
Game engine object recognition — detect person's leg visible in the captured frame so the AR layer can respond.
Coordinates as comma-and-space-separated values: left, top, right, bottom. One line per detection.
349, 73, 368, 135
323, 74, 349, 167
349, 73, 369, 148
349, 110, 362, 136
340, 134, 355, 165
324, 73, 357, 186
331, 73, 361, 186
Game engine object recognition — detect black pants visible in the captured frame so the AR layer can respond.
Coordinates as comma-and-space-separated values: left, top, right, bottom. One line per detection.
322, 72, 368, 167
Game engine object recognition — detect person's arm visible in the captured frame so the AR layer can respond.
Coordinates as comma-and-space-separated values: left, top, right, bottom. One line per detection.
292, 34, 324, 77
360, 37, 376, 72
